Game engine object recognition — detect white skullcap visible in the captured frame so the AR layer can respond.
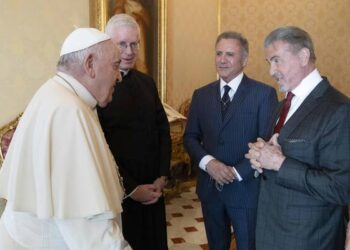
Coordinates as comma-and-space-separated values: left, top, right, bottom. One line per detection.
60, 28, 110, 56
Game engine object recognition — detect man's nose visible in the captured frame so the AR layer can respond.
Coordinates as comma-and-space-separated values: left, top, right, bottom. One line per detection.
124, 45, 134, 54
219, 55, 227, 63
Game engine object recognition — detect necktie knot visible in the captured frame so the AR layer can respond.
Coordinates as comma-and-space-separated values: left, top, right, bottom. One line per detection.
286, 91, 294, 102
222, 85, 231, 105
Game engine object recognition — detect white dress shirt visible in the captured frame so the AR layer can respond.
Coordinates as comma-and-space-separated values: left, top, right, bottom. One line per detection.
284, 69, 322, 124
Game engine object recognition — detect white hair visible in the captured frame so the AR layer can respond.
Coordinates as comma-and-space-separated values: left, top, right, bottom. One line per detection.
105, 13, 140, 36
57, 42, 105, 72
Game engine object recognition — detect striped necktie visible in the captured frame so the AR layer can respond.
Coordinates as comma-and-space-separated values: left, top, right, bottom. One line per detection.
221, 85, 231, 119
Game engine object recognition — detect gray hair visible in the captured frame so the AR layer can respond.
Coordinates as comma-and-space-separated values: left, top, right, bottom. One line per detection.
57, 42, 105, 72
264, 26, 316, 63
105, 13, 140, 36
216, 31, 249, 58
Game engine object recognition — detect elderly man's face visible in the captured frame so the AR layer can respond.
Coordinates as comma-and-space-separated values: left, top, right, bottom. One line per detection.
94, 40, 121, 107
215, 38, 247, 83
265, 41, 306, 92
109, 26, 139, 71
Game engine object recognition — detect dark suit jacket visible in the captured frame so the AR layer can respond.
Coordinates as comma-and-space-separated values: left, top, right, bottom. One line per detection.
184, 74, 278, 208
97, 69, 171, 194
256, 78, 350, 250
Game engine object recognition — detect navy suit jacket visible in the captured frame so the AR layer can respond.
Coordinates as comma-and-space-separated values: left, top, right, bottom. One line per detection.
256, 78, 350, 250
184, 75, 278, 208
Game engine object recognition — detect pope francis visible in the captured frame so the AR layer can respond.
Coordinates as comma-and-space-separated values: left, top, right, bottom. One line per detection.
0, 28, 131, 249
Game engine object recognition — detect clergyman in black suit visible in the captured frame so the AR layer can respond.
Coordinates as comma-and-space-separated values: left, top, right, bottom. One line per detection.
184, 31, 278, 250
97, 14, 171, 250
246, 26, 350, 250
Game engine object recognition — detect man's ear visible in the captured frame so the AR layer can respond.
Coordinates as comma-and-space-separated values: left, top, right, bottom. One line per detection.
84, 54, 95, 78
242, 56, 248, 67
298, 48, 310, 66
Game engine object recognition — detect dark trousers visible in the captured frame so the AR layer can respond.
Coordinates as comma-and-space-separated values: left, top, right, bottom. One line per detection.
122, 196, 168, 250
201, 200, 256, 250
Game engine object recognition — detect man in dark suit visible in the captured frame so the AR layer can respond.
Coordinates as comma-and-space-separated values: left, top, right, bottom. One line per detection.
97, 14, 171, 250
184, 31, 278, 250
246, 26, 350, 250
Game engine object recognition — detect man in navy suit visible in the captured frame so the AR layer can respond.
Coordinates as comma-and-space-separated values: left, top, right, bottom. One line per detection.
246, 26, 350, 250
184, 31, 278, 250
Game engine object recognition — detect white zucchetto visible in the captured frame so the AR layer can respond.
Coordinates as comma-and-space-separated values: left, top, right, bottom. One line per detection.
60, 28, 110, 56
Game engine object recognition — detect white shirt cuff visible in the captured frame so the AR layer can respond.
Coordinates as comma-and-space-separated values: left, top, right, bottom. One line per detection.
199, 155, 215, 171
199, 155, 243, 181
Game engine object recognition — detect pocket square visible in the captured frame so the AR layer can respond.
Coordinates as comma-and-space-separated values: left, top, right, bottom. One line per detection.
284, 138, 308, 143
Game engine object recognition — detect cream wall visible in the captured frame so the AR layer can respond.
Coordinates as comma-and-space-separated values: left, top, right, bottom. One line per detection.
1, 1, 349, 125
220, 0, 350, 98
166, 0, 218, 109
0, 0, 89, 126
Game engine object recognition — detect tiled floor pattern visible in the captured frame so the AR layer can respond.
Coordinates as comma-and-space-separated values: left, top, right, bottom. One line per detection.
166, 184, 236, 250
166, 185, 207, 249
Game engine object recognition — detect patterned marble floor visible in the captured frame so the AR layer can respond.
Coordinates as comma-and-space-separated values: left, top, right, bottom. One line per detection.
165, 183, 236, 250
166, 185, 207, 250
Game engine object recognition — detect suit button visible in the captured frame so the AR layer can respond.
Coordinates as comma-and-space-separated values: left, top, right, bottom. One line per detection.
219, 139, 224, 145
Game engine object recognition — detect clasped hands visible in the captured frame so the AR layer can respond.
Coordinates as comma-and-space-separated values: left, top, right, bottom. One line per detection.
130, 176, 168, 205
245, 134, 286, 173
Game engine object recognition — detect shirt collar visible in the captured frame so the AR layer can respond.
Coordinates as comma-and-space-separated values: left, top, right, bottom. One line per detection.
120, 70, 129, 77
55, 71, 97, 109
290, 69, 322, 99
220, 72, 243, 93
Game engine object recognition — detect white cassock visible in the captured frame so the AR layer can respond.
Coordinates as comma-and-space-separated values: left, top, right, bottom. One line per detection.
0, 72, 131, 250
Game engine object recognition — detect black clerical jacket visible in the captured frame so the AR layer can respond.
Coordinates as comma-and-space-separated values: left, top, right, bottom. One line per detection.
97, 69, 171, 194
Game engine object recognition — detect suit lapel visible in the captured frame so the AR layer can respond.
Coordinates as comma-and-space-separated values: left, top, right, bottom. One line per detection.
211, 81, 222, 124
278, 79, 330, 140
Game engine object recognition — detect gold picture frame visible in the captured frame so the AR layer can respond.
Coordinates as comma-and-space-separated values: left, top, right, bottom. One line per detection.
0, 114, 22, 167
89, 0, 167, 102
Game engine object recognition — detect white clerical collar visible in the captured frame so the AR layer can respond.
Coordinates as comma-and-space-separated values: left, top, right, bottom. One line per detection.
55, 72, 97, 109
120, 70, 129, 76
220, 72, 243, 94
290, 69, 322, 100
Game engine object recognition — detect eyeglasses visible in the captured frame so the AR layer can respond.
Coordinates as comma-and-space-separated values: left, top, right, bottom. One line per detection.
117, 42, 140, 51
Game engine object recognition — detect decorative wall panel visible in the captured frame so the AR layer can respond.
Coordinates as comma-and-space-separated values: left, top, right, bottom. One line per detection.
0, 0, 89, 126
221, 0, 350, 98
166, 0, 218, 109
